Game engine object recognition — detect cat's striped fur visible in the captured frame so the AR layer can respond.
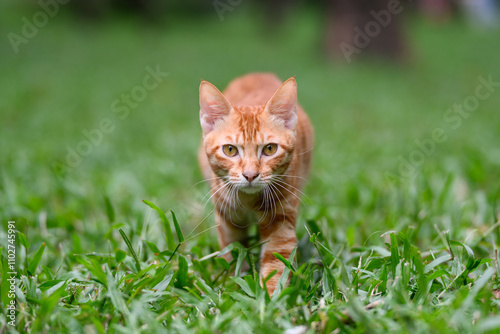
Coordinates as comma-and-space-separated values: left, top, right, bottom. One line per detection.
198, 73, 313, 294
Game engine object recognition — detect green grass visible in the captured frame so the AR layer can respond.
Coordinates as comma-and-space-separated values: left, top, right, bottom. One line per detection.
1, 4, 500, 333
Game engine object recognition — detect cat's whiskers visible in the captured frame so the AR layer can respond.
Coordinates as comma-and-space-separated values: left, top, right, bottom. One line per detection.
262, 175, 302, 208
235, 186, 243, 208
203, 179, 229, 212
257, 186, 267, 211
272, 174, 307, 182
268, 183, 286, 227
268, 183, 291, 232
269, 182, 292, 210
294, 146, 314, 156
271, 176, 310, 201
265, 184, 278, 227
257, 186, 270, 223
271, 177, 308, 207
191, 176, 221, 188
201, 176, 228, 202
226, 178, 244, 210
214, 181, 232, 219
227, 184, 241, 221
220, 185, 230, 219
273, 183, 307, 208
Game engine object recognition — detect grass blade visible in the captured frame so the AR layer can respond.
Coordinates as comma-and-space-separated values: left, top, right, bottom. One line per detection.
118, 229, 141, 272
28, 242, 46, 276
174, 255, 189, 289
272, 247, 297, 300
231, 276, 256, 298
143, 200, 175, 250
170, 210, 184, 243
450, 240, 475, 269
273, 252, 296, 272
103, 194, 115, 223
17, 231, 30, 249
452, 267, 495, 322
390, 233, 400, 278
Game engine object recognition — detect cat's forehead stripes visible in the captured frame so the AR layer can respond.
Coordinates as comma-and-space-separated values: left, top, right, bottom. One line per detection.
234, 106, 263, 142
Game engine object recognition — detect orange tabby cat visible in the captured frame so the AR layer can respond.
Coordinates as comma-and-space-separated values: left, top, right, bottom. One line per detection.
198, 73, 313, 294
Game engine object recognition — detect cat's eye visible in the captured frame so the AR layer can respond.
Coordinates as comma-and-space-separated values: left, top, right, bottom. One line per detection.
222, 145, 238, 157
262, 143, 278, 156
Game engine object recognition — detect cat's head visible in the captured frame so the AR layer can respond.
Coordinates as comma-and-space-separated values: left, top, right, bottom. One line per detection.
199, 77, 298, 194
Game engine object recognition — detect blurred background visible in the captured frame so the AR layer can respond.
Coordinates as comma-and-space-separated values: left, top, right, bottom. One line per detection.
1, 0, 500, 254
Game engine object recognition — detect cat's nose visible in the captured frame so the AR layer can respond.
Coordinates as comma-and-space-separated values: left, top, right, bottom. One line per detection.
242, 172, 259, 183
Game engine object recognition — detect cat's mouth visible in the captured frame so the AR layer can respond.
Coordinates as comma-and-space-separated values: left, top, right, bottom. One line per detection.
237, 183, 264, 194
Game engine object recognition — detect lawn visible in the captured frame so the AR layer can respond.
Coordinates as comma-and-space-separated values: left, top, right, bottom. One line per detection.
1, 3, 500, 333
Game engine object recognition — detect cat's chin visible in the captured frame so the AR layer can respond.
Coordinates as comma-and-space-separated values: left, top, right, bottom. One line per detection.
238, 185, 264, 194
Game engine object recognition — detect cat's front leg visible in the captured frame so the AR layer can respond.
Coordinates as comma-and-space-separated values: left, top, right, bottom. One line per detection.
258, 214, 297, 295
216, 211, 248, 261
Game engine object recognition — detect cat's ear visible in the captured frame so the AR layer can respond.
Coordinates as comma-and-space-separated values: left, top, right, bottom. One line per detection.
199, 80, 232, 134
264, 77, 298, 130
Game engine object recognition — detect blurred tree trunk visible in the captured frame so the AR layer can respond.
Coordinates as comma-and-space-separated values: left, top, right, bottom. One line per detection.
326, 0, 409, 63
261, 0, 295, 26
70, 0, 155, 19
419, 0, 453, 23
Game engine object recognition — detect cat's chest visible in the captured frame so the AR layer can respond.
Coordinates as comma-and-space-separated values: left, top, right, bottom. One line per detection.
233, 191, 263, 211
218, 191, 260, 226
